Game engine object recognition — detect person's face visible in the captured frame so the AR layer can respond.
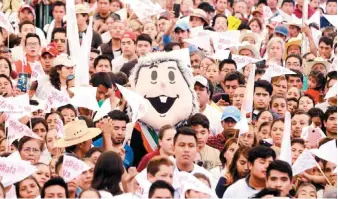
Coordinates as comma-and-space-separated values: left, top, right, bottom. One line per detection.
324, 161, 337, 185
257, 111, 273, 128
288, 26, 300, 38
287, 76, 303, 90
220, 64, 236, 81
249, 21, 261, 33
0, 59, 10, 77
266, 170, 292, 197
149, 165, 174, 185
312, 63, 327, 75
33, 122, 47, 140
243, 37, 256, 45
224, 143, 238, 166
41, 53, 55, 73
307, 76, 317, 89
0, 130, 5, 141
291, 114, 310, 138
233, 87, 245, 110
235, 1, 247, 13
98, 0, 110, 13
0, 139, 16, 154
257, 125, 271, 140
200, 58, 213, 76
225, 80, 239, 101
222, 118, 237, 137
157, 19, 169, 33
271, 98, 287, 117
79, 161, 94, 190
19, 9, 34, 22
191, 125, 209, 150
311, 116, 322, 128
190, 16, 204, 28
175, 29, 189, 43
268, 42, 283, 60
32, 164, 51, 188
111, 120, 126, 145
136, 40, 152, 57
298, 96, 314, 112
52, 5, 65, 22
61, 108, 76, 124
239, 130, 255, 147
143, 23, 157, 39
297, 185, 317, 198
271, 121, 284, 146
286, 87, 300, 99
310, 0, 319, 9
0, 77, 12, 96
121, 38, 135, 56
95, 59, 111, 73
20, 139, 41, 164
58, 66, 74, 80
150, 188, 173, 199
272, 80, 287, 97
239, 49, 255, 58
206, 64, 219, 84
254, 87, 270, 110
318, 42, 332, 59
46, 130, 62, 156
46, 113, 60, 130
286, 57, 301, 71
281, 2, 294, 15
25, 37, 41, 57
110, 21, 124, 39
216, 0, 227, 12
89, 151, 101, 165
19, 178, 40, 199
174, 134, 197, 166
110, 1, 121, 12
159, 129, 176, 156
80, 190, 100, 199
236, 154, 250, 177
185, 189, 210, 199
53, 32, 67, 53
76, 13, 88, 27
190, 53, 202, 68
89, 52, 99, 70
287, 45, 301, 57
44, 185, 67, 198
214, 17, 228, 32
326, 2, 337, 15
291, 143, 304, 164
324, 112, 337, 136
194, 84, 209, 107
249, 157, 274, 180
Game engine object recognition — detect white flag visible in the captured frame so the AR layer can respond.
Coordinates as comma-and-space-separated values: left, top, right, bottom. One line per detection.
184, 36, 211, 51
211, 49, 230, 61
242, 64, 255, 114
280, 112, 292, 165
55, 118, 65, 138
310, 140, 337, 164
233, 55, 260, 71
62, 155, 90, 182
30, 62, 46, 82
261, 63, 296, 82
115, 8, 127, 21
212, 32, 240, 51
306, 10, 320, 26
325, 82, 337, 99
66, 0, 81, 60
116, 84, 148, 123
0, 12, 14, 33
6, 118, 43, 145
70, 86, 99, 111
0, 157, 37, 187
234, 111, 249, 136
0, 94, 30, 113
263, 6, 273, 22
292, 149, 317, 176
168, 48, 191, 68
323, 14, 337, 27
45, 88, 71, 112
93, 99, 111, 122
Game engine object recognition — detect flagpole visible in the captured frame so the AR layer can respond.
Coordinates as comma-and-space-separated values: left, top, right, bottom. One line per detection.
302, 0, 309, 54
315, 162, 333, 186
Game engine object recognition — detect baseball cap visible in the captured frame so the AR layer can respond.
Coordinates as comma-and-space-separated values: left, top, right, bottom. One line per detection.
274, 25, 288, 37
53, 53, 76, 67
120, 32, 136, 42
41, 46, 58, 57
221, 106, 241, 122
193, 75, 209, 88
174, 19, 190, 32
75, 4, 90, 14
18, 4, 36, 19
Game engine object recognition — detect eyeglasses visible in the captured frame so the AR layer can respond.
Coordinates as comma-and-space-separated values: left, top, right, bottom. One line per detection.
22, 147, 40, 154
53, 39, 66, 43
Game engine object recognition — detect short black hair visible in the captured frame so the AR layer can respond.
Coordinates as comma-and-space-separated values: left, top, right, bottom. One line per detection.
319, 36, 333, 48
286, 54, 302, 66
285, 69, 303, 82
51, 1, 66, 12
163, 42, 180, 52
326, 0, 337, 4
324, 106, 337, 122
281, 0, 295, 6
308, 70, 326, 90
219, 59, 237, 71
211, 14, 228, 28
224, 71, 246, 85
248, 145, 276, 164
57, 104, 77, 117
252, 188, 281, 198
41, 177, 68, 198
25, 33, 41, 46
148, 180, 175, 198
93, 55, 112, 69
91, 48, 100, 55
19, 20, 35, 33
326, 71, 337, 88
254, 80, 273, 96
107, 110, 130, 123
187, 113, 210, 129
257, 0, 268, 6
173, 127, 198, 145
136, 33, 152, 46
198, 2, 215, 13
51, 27, 66, 41
267, 160, 293, 180
90, 72, 112, 89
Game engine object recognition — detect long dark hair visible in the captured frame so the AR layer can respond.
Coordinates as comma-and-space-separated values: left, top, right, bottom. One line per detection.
15, 176, 41, 198
91, 151, 124, 196
228, 146, 251, 183
49, 65, 62, 90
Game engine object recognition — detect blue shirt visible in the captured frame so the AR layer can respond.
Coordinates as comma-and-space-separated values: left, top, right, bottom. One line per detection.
93, 138, 134, 169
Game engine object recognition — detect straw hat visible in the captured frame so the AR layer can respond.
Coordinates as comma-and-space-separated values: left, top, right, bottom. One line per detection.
237, 41, 261, 59
284, 38, 301, 58
304, 57, 331, 76
190, 9, 208, 25
239, 30, 260, 45
75, 4, 90, 14
55, 120, 101, 148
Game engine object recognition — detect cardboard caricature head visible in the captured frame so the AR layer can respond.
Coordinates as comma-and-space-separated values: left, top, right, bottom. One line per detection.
130, 52, 199, 130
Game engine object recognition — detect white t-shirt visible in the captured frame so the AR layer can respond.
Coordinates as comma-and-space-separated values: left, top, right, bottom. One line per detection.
111, 55, 129, 73
222, 177, 260, 198
202, 104, 223, 135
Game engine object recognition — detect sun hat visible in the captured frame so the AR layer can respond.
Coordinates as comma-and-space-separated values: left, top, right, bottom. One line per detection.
18, 4, 36, 19
238, 41, 261, 59
304, 57, 331, 76
190, 9, 208, 24
53, 53, 76, 67
239, 30, 260, 45
221, 106, 241, 122
284, 37, 301, 58
75, 4, 90, 14
55, 120, 101, 148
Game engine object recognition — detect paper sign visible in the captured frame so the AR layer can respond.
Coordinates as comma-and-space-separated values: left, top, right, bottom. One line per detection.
184, 36, 211, 51
263, 6, 273, 22
190, 26, 213, 38
310, 140, 337, 164
62, 155, 90, 182
0, 94, 30, 113
280, 112, 292, 165
128, 0, 165, 20
168, 48, 191, 68
55, 118, 65, 138
234, 112, 249, 136
261, 63, 296, 82
233, 54, 260, 71
0, 157, 37, 187
45, 88, 71, 112
306, 10, 320, 26
6, 118, 43, 145
227, 16, 242, 30
211, 49, 230, 61
212, 32, 240, 51
31, 63, 46, 82
292, 149, 317, 176
241, 64, 255, 115
70, 86, 99, 111
0, 12, 14, 33
325, 82, 337, 99
93, 99, 111, 122
115, 8, 127, 21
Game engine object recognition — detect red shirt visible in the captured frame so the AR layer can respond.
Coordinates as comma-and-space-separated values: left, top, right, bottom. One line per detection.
293, 4, 315, 19
137, 149, 161, 172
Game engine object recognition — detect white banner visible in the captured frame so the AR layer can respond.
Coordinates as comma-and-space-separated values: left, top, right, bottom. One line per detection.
62, 155, 90, 182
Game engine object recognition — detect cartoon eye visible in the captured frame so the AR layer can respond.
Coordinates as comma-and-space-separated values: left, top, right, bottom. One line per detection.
168, 71, 175, 83
151, 70, 157, 83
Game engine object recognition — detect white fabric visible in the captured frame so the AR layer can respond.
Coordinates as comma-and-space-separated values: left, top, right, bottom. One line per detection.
99, 190, 114, 198
101, 31, 112, 43
112, 55, 129, 73
202, 104, 223, 135
222, 178, 260, 198
5, 185, 17, 199
36, 27, 47, 47
11, 46, 24, 62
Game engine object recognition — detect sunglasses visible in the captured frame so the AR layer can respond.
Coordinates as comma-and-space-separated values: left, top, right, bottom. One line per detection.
53, 39, 66, 43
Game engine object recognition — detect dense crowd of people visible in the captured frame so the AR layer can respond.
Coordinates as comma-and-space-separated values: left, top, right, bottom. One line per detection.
0, 0, 336, 198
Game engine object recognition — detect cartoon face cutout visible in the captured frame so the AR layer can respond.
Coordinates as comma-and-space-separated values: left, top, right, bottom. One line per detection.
133, 56, 197, 130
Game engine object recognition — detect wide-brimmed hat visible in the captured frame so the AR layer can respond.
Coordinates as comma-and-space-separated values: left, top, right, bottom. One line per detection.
284, 38, 301, 58
239, 30, 260, 45
75, 4, 90, 14
55, 120, 101, 148
237, 41, 261, 59
53, 53, 76, 67
190, 9, 208, 25
304, 57, 331, 76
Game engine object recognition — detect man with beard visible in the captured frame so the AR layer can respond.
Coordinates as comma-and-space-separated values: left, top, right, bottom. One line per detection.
98, 110, 134, 169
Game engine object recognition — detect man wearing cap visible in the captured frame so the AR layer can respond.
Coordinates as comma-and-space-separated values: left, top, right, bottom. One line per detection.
189, 9, 209, 28
17, 4, 47, 46
163, 18, 193, 52
273, 25, 288, 41
111, 32, 138, 73
40, 45, 58, 74
194, 75, 223, 136
207, 106, 241, 151
76, 4, 103, 49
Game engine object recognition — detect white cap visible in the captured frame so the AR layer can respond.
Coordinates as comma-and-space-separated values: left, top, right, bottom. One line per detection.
53, 53, 76, 67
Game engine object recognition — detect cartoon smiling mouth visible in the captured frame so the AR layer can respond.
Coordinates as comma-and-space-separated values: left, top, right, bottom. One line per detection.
145, 95, 179, 114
